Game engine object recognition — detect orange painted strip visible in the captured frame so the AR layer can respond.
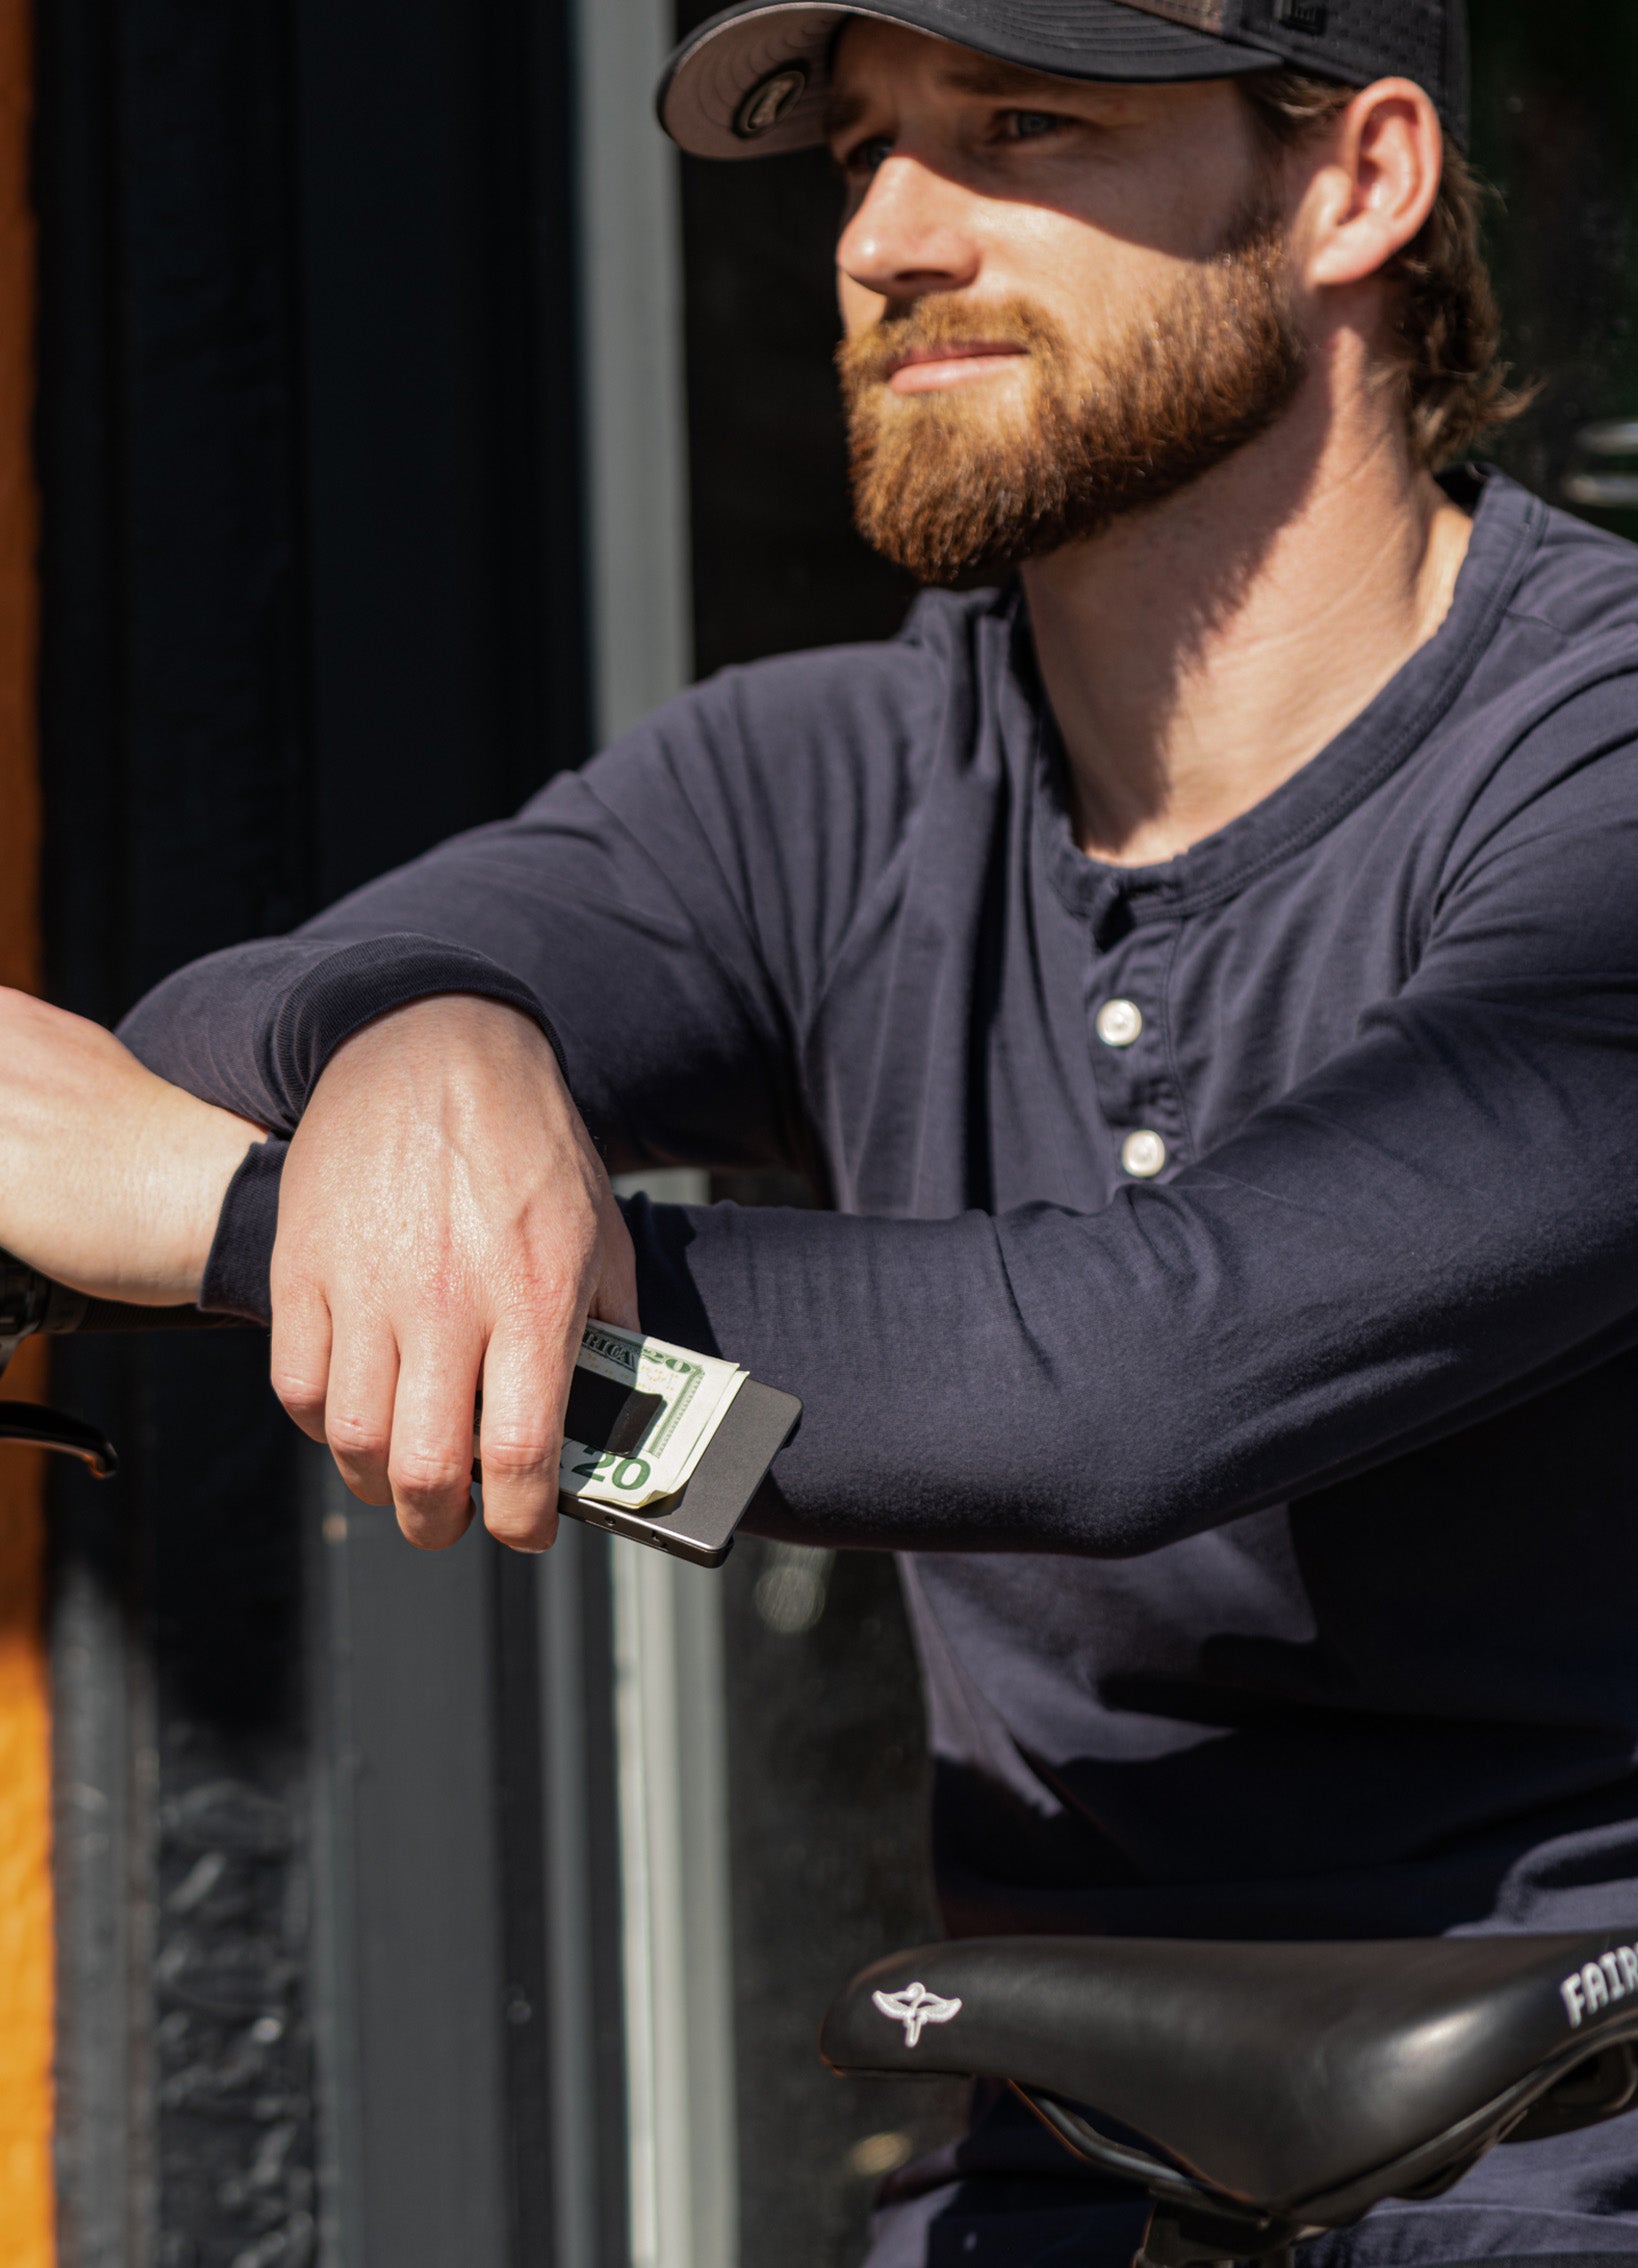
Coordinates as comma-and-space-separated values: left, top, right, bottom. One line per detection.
0, 0, 57, 2252
0, 1343, 54, 2263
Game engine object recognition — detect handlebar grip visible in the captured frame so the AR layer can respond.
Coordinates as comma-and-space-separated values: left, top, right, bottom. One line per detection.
0, 1250, 260, 1343
63, 1298, 258, 1336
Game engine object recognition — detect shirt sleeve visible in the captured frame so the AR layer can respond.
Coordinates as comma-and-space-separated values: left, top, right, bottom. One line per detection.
622, 691, 1638, 1553
120, 633, 936, 1174
196, 685, 1638, 1556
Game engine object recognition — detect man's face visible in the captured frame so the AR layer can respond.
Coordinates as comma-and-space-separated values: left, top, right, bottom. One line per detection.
828, 24, 1308, 583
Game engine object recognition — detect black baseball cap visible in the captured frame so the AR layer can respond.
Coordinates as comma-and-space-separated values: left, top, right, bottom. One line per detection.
658, 0, 1469, 158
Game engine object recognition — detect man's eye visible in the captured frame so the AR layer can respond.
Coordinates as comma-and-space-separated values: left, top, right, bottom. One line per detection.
1002, 110, 1067, 142
844, 134, 894, 175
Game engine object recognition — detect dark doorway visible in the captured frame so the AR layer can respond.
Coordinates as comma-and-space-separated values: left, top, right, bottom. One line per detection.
34, 2, 599, 2261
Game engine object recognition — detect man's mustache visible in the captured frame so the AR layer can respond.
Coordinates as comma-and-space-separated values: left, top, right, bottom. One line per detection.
838, 295, 1065, 393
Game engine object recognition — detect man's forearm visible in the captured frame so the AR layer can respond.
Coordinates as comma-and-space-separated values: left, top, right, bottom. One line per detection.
117, 730, 807, 1184
200, 1007, 1638, 1560
0, 988, 264, 1305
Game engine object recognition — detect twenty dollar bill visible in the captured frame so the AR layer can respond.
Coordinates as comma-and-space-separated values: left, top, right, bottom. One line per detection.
558, 1320, 746, 1510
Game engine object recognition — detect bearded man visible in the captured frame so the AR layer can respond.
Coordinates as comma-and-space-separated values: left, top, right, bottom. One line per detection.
7, 1, 1638, 2260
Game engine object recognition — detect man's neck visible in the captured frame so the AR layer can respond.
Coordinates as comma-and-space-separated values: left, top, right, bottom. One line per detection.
1020, 381, 1475, 868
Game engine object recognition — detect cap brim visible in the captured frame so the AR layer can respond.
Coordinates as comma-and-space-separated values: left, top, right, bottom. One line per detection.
659, 0, 1282, 161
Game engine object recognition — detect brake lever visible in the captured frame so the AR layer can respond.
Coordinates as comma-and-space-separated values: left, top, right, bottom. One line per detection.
0, 1248, 114, 1474
0, 1402, 118, 1479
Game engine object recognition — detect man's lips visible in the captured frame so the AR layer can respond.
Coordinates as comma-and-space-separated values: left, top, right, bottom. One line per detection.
885, 341, 1029, 396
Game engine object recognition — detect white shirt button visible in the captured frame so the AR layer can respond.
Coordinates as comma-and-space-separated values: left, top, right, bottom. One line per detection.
1121, 1130, 1168, 1180
1096, 999, 1144, 1048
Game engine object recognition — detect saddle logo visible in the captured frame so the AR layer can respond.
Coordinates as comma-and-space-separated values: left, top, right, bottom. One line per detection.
873, 1980, 963, 2049
1560, 1945, 1638, 2028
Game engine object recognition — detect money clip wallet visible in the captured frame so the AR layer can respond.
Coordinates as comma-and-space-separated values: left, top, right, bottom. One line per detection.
0, 1248, 803, 1574
548, 1374, 803, 1569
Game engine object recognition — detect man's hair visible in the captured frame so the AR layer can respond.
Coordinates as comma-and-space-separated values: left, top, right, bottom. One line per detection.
1241, 71, 1525, 471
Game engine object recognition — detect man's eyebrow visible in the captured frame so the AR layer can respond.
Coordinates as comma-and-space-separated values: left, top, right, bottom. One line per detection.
825, 53, 1097, 142
934, 55, 1092, 102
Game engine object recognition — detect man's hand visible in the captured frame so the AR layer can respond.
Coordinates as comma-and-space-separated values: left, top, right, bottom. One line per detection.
0, 987, 264, 1302
269, 995, 639, 1555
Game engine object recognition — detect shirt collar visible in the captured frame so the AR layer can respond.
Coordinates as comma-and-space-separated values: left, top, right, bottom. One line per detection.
1026, 466, 1548, 930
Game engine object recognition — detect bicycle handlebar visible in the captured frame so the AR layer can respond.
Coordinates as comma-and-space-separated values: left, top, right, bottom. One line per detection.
0, 1249, 258, 1348
0, 1249, 259, 1481
53, 1296, 253, 1336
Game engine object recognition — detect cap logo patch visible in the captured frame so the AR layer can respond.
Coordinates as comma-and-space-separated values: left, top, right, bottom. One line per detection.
734, 65, 807, 140
1275, 0, 1328, 29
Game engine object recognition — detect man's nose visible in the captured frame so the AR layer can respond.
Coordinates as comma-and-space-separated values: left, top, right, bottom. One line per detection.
837, 156, 982, 303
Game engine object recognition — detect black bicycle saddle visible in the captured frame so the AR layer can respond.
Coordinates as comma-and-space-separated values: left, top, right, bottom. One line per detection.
822, 1933, 1638, 2245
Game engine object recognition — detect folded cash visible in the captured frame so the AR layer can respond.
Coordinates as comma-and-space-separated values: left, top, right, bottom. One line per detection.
556, 1320, 746, 1510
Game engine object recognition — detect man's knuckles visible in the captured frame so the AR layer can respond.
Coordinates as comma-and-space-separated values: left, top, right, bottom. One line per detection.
388, 1442, 479, 1502
269, 1350, 326, 1397
478, 1433, 560, 1484
326, 1408, 393, 1463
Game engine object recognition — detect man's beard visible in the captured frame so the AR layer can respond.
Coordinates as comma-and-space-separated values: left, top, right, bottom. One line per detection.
837, 209, 1307, 586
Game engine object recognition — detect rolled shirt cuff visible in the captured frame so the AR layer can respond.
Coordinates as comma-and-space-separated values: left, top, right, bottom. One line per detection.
254, 936, 570, 1120
119, 932, 568, 1135
200, 1139, 286, 1323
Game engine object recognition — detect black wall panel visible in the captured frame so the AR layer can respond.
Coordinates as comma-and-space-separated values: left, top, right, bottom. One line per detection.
32, 1, 593, 2260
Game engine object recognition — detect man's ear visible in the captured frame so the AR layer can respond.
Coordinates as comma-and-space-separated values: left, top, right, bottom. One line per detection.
1294, 77, 1443, 292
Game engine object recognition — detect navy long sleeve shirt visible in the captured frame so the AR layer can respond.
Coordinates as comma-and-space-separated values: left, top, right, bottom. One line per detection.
124, 469, 1638, 2258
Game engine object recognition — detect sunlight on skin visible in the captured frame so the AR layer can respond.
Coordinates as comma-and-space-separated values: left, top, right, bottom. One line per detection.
825, 22, 1473, 869
828, 30, 1264, 392
0, 987, 262, 1304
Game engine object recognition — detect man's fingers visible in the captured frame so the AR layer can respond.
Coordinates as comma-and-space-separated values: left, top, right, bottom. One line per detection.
481, 1188, 640, 1549
261, 998, 628, 1553
269, 1279, 334, 1446
591, 1196, 642, 1333
387, 1337, 485, 1551
324, 1322, 401, 1510
477, 1326, 569, 1552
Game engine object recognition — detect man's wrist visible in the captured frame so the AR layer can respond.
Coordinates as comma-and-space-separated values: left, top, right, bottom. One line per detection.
201, 996, 574, 1325
212, 934, 568, 1130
